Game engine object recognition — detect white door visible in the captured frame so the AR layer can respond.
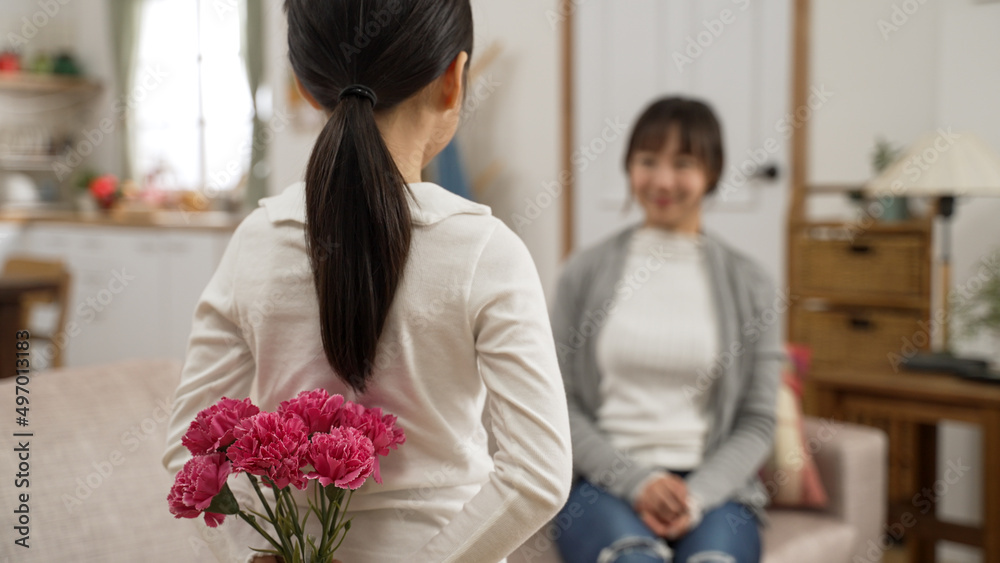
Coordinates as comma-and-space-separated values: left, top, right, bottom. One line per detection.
573, 0, 792, 281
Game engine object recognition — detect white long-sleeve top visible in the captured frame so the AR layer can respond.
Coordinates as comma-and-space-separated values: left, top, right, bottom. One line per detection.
595, 227, 718, 471
162, 181, 572, 563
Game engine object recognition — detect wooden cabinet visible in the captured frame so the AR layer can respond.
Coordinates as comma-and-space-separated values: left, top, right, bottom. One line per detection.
809, 369, 1000, 563
789, 221, 934, 378
14, 222, 233, 368
160, 231, 232, 359
793, 228, 931, 303
789, 221, 938, 561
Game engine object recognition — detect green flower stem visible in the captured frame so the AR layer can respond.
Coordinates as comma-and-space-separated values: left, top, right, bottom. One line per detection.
318, 483, 327, 522
318, 487, 342, 556
316, 487, 332, 556
236, 474, 356, 562
247, 475, 294, 557
329, 490, 354, 554
272, 488, 293, 562
279, 486, 306, 559
235, 511, 284, 555
314, 484, 329, 561
262, 476, 307, 561
336, 490, 353, 533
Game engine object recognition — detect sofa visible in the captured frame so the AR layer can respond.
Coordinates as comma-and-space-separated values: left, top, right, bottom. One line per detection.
0, 359, 886, 562
0, 359, 195, 562
509, 419, 888, 563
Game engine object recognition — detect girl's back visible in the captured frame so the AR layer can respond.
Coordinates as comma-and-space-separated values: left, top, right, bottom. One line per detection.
165, 1, 572, 560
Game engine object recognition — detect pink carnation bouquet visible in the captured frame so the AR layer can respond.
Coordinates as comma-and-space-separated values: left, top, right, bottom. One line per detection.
168, 390, 405, 563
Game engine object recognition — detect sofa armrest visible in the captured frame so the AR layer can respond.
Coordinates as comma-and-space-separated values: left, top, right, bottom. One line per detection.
803, 416, 888, 560
0, 359, 194, 560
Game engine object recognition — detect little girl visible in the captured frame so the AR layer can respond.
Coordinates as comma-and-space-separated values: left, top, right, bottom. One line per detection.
163, 2, 572, 561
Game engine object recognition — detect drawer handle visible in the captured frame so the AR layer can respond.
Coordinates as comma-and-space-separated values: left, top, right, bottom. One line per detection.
849, 243, 873, 254
849, 317, 874, 330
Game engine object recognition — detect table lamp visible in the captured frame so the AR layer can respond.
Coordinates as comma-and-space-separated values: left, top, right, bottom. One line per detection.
866, 131, 1000, 376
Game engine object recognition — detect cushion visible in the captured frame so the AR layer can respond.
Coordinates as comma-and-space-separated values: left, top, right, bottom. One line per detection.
762, 510, 856, 563
759, 344, 828, 509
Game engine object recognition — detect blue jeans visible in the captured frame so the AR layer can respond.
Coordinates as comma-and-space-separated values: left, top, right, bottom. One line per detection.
554, 479, 761, 563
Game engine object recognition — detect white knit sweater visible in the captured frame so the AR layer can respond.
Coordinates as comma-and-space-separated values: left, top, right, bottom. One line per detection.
162, 181, 572, 563
595, 227, 718, 471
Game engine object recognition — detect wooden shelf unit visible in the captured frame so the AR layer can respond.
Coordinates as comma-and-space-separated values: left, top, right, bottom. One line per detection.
788, 218, 934, 377
0, 72, 102, 95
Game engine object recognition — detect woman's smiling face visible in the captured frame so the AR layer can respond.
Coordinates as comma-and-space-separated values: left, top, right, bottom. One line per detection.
628, 126, 710, 234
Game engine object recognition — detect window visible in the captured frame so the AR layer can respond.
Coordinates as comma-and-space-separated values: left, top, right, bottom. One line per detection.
134, 0, 253, 192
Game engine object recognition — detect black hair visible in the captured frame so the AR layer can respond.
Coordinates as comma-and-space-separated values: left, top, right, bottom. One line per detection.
284, 0, 474, 392
623, 96, 725, 194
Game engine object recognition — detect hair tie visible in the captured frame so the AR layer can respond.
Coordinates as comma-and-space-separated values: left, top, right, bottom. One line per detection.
338, 84, 377, 107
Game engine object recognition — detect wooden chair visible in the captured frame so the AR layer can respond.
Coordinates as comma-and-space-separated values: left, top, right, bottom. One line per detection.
1, 255, 72, 368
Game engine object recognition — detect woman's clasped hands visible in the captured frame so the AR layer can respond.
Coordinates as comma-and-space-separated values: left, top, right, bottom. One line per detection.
634, 473, 694, 540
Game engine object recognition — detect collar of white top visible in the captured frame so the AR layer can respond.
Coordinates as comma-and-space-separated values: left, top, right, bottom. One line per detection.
258, 181, 492, 226
633, 226, 702, 245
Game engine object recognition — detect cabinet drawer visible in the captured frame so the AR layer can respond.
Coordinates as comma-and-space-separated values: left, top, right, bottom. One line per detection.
794, 233, 928, 299
793, 306, 927, 373
22, 225, 75, 256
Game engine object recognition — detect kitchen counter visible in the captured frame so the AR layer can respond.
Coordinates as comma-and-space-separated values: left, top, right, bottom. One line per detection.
0, 207, 245, 231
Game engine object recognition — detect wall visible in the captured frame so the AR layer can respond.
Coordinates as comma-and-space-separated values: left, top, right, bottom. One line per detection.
459, 0, 564, 297
938, 0, 1000, 362
261, 0, 314, 201
936, 3, 1000, 562
808, 0, 941, 186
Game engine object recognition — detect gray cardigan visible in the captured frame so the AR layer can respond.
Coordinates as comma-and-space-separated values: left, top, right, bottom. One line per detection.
551, 224, 783, 517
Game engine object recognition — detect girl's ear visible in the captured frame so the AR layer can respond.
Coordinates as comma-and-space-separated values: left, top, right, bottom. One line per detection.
294, 74, 324, 110
439, 51, 469, 111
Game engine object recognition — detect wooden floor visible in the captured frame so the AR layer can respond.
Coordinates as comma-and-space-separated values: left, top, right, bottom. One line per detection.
884, 546, 971, 563
885, 547, 905, 563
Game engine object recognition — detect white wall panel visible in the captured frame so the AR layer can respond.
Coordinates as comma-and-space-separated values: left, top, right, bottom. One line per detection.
573, 0, 791, 283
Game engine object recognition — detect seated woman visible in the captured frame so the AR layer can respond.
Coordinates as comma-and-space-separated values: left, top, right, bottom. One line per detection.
552, 96, 782, 563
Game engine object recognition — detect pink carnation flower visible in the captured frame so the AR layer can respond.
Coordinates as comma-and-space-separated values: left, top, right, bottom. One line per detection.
335, 403, 405, 483
203, 511, 226, 527
168, 453, 231, 527
305, 427, 375, 490
227, 412, 309, 490
182, 397, 260, 456
278, 388, 345, 435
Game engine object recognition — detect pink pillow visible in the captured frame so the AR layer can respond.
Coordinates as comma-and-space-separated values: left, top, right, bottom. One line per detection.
759, 344, 828, 509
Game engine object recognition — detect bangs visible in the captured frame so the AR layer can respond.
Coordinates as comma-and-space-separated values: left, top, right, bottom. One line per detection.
631, 118, 711, 161
623, 97, 725, 190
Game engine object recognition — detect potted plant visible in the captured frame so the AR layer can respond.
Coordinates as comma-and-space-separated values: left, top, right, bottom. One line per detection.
953, 252, 1000, 368
75, 169, 121, 212
865, 137, 909, 221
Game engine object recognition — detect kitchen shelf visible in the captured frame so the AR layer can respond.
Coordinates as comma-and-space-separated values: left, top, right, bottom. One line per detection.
0, 72, 102, 95
0, 208, 244, 232
0, 154, 62, 172
0, 73, 103, 207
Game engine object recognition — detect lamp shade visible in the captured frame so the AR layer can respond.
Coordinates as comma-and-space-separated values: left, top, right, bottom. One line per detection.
866, 130, 1000, 197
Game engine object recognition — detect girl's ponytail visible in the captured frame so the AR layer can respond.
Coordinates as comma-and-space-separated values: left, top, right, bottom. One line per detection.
305, 90, 411, 393
285, 0, 473, 393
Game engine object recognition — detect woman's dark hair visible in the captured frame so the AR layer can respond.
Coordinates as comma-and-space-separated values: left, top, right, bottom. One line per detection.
623, 96, 725, 194
284, 0, 473, 392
